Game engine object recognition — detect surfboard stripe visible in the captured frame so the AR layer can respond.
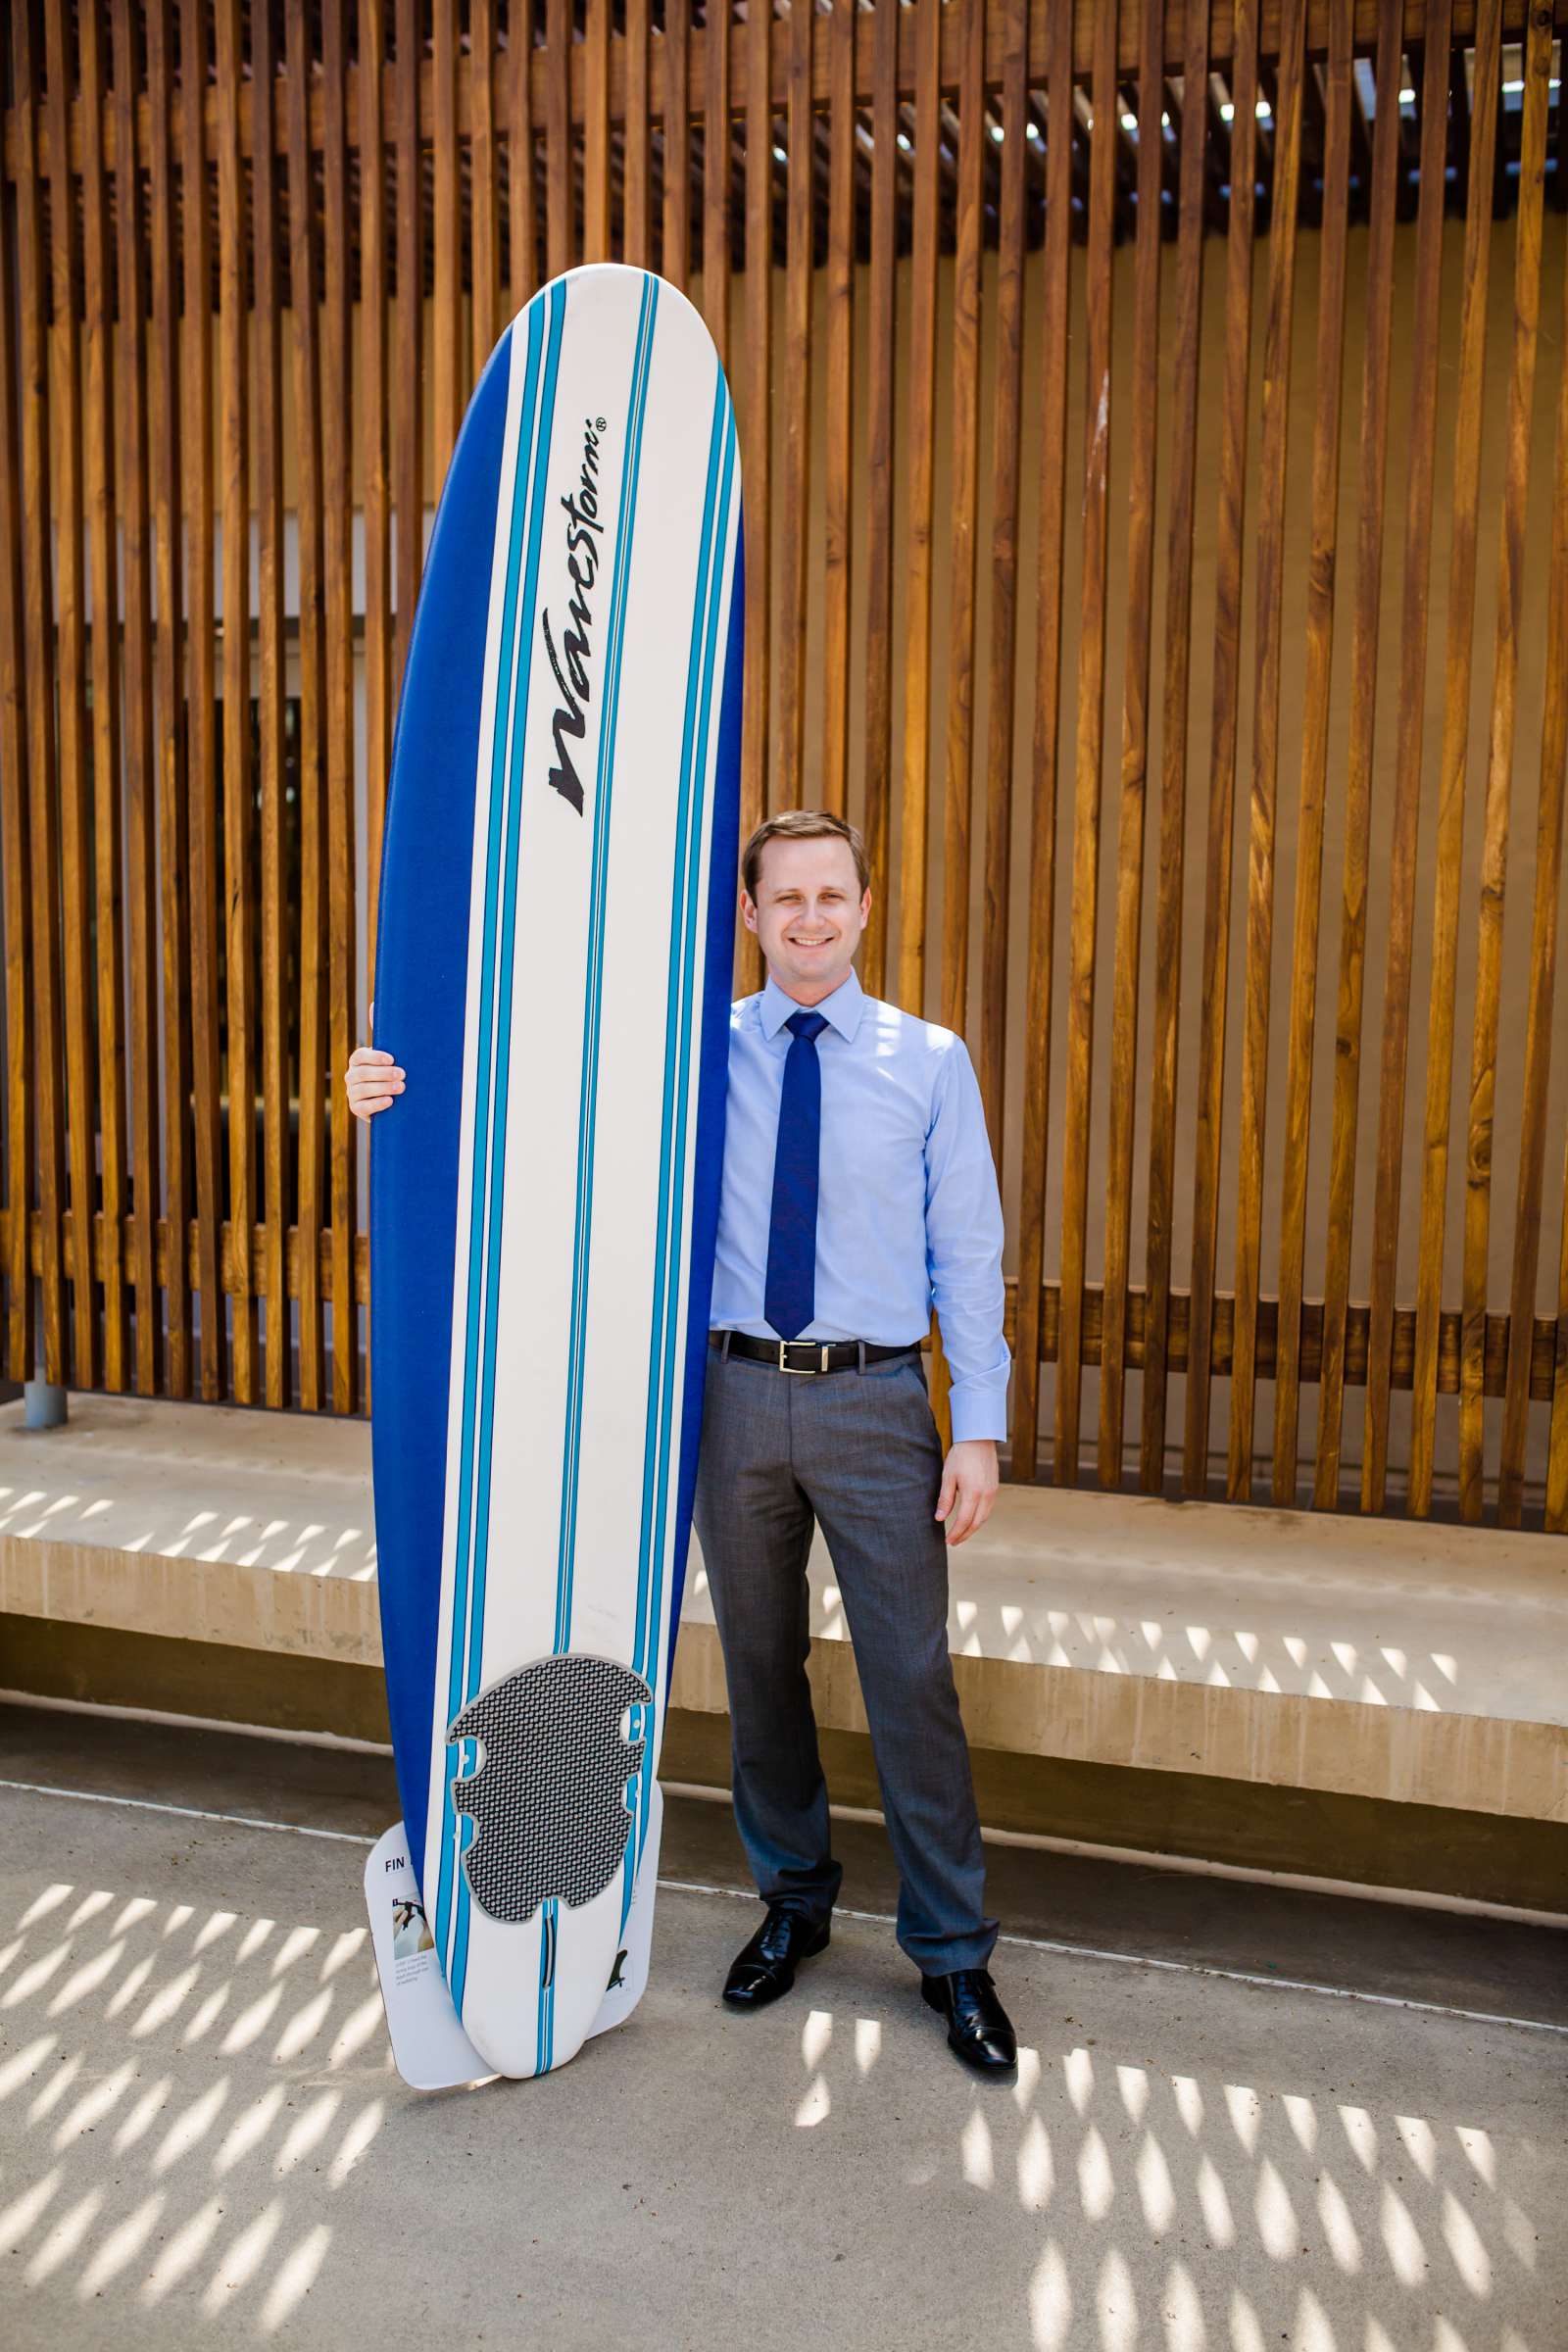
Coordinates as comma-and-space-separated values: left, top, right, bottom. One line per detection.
555, 273, 660, 1657
450, 281, 568, 2008
617, 368, 730, 1924
620, 380, 736, 1911
639, 404, 738, 1872
433, 296, 547, 1983
543, 276, 658, 2063
434, 281, 567, 2004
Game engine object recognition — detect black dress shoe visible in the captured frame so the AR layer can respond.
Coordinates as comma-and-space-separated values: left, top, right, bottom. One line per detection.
722, 1903, 831, 2009
920, 1968, 1018, 2075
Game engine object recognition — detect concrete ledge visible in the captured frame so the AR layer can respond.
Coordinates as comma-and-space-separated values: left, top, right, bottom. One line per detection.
6, 1618, 1566, 1911
2, 1393, 1564, 1854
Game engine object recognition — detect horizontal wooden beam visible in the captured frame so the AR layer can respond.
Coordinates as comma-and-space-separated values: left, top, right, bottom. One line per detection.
6, 1, 1560, 185
4, 1205, 1559, 1404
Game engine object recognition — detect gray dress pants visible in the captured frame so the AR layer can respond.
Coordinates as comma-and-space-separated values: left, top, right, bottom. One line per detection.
691, 1333, 999, 1976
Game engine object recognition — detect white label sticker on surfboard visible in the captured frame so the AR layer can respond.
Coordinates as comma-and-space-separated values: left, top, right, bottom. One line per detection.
366, 1824, 491, 2090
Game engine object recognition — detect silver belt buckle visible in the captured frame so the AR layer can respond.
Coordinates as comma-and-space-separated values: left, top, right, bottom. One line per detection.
776, 1340, 829, 1375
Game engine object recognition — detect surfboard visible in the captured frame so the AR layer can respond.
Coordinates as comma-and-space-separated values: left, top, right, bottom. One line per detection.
368, 262, 743, 2083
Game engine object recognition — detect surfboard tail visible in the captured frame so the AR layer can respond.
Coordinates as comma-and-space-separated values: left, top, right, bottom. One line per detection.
584, 1778, 664, 2043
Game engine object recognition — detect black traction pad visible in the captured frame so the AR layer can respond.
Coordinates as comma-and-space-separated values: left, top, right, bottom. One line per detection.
448, 1653, 654, 1925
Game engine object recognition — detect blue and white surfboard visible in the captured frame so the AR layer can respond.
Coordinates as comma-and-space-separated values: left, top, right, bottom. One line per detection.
369, 264, 742, 2082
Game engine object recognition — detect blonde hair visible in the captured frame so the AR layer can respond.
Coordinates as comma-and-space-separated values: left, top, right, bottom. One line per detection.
741, 809, 870, 901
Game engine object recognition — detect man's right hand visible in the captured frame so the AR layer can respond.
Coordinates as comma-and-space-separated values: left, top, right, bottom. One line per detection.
344, 1045, 405, 1122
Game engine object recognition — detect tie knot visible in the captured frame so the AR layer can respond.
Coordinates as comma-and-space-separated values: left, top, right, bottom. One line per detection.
785, 1010, 828, 1045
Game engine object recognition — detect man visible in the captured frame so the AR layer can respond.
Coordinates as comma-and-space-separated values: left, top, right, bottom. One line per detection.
345, 808, 1016, 2077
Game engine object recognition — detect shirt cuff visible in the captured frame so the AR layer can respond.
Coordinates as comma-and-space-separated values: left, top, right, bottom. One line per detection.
948, 1388, 1007, 1446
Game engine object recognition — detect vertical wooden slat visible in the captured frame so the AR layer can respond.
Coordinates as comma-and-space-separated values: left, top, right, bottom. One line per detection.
1360, 0, 1453, 1511
860, 0, 897, 996
1311, 0, 1401, 1509
1408, 0, 1500, 1519
323, 0, 359, 1416
287, 0, 327, 1411
509, 0, 538, 311
897, 0, 940, 1011
1498, 220, 1568, 1525
0, 55, 32, 1385
394, 0, 425, 707
433, 0, 462, 482
252, 0, 288, 1408
1009, 0, 1073, 1484
1182, 0, 1258, 1496
471, 0, 499, 377
1227, 0, 1303, 1497
362, 0, 391, 978
662, 0, 691, 289
584, 0, 611, 266
179, 0, 224, 1399
1141, 0, 1210, 1494
1273, 0, 1352, 1502
821, 0, 855, 821
215, 0, 258, 1403
738, 0, 770, 997
623, 0, 650, 272
112, 0, 160, 1396
1458, 0, 1553, 1520
939, 0, 984, 1034
80, 0, 127, 1392
1054, 0, 1119, 1489
15, 0, 65, 1389
1099, 0, 1165, 1485
548, 0, 572, 278
1549, 1116, 1568, 1526
775, 0, 813, 819
702, 0, 730, 370
45, 0, 99, 1390
978, 0, 1028, 1155
146, 0, 191, 1398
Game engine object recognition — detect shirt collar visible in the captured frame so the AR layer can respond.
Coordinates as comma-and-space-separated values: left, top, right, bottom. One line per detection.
760, 963, 865, 1045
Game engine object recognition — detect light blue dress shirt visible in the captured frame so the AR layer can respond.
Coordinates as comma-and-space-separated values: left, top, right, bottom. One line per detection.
709, 963, 1012, 1444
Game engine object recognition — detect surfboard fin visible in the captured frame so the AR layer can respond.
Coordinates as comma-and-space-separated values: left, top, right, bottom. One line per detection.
584, 1778, 664, 2043
365, 1823, 492, 2090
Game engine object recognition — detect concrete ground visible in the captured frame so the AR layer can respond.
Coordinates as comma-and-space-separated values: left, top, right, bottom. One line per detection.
0, 1705, 1563, 2351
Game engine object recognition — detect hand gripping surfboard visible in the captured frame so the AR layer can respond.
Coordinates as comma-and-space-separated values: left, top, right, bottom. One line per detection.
368, 263, 742, 2082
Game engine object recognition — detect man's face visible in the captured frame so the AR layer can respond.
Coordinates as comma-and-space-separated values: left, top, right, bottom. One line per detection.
741, 836, 871, 1004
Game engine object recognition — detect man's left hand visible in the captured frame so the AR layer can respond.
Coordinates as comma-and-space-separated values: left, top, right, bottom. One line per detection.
935, 1438, 999, 1547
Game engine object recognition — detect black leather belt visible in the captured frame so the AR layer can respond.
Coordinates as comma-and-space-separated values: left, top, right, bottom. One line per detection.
710, 1330, 922, 1377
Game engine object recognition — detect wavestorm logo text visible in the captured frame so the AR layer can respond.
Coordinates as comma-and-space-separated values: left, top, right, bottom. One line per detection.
540, 416, 609, 816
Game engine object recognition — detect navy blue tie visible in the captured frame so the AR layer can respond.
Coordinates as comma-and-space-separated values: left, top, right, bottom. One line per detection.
764, 1009, 830, 1341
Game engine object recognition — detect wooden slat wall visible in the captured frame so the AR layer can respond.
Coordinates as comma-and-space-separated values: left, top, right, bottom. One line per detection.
5, 0, 1568, 1535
